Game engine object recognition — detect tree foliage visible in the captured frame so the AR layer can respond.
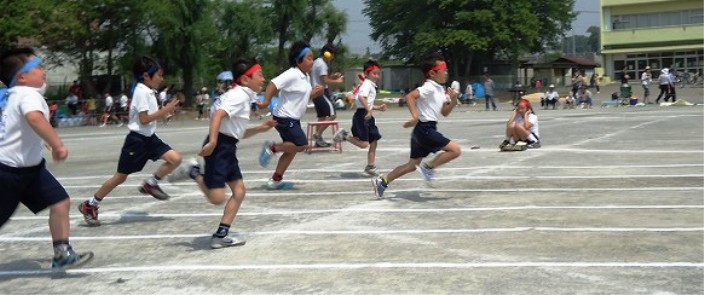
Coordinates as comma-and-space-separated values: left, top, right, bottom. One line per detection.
363, 0, 577, 77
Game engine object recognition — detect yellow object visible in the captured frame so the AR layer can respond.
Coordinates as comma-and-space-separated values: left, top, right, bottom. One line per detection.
323, 51, 332, 59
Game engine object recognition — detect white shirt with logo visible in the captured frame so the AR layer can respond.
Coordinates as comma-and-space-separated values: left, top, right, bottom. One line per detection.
0, 86, 49, 167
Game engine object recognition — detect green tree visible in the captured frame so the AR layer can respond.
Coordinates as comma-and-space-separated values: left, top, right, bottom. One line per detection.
586, 25, 600, 53
211, 0, 274, 71
363, 0, 576, 78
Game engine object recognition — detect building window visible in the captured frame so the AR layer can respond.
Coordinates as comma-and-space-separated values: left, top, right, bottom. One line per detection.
612, 9, 704, 30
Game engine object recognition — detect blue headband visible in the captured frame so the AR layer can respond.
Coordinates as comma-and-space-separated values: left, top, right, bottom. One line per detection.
1, 57, 43, 109
295, 47, 311, 62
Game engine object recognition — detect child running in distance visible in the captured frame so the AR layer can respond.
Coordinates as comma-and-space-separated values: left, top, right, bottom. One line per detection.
372, 53, 462, 198
333, 59, 387, 176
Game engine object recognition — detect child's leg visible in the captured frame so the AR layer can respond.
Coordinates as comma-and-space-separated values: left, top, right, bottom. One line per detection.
367, 140, 378, 166
274, 151, 297, 176
384, 158, 422, 185
155, 150, 182, 179
347, 136, 370, 149
194, 175, 226, 205
94, 172, 129, 200
48, 198, 70, 241
427, 141, 461, 168
511, 123, 531, 141
220, 180, 245, 225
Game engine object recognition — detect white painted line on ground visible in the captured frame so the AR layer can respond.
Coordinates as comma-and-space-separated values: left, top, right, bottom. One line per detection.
55, 164, 704, 181
1, 261, 702, 276
9, 205, 704, 221
2, 227, 703, 242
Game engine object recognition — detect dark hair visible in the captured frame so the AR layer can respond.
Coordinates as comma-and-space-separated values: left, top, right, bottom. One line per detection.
131, 55, 161, 80
363, 59, 380, 72
0, 47, 36, 86
419, 52, 444, 74
289, 40, 311, 67
232, 57, 258, 83
320, 43, 336, 56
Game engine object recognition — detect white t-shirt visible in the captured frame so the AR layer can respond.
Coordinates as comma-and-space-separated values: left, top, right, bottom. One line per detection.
271, 67, 312, 120
0, 86, 49, 167
544, 90, 559, 101
105, 95, 114, 110
641, 72, 652, 85
159, 91, 168, 104
119, 94, 128, 108
514, 113, 540, 140
217, 86, 252, 139
310, 57, 329, 89
354, 79, 377, 109
128, 83, 159, 136
450, 81, 460, 93
416, 80, 447, 122
465, 84, 473, 96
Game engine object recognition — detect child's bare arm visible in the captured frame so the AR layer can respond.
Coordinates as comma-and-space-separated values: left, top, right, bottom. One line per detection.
25, 111, 67, 162
139, 99, 179, 124
243, 119, 276, 139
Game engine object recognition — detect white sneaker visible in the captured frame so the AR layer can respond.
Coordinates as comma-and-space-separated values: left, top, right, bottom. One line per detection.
168, 158, 199, 183
266, 178, 282, 190
364, 165, 378, 176
210, 234, 246, 249
99, 123, 106, 128
117, 122, 124, 127
417, 163, 434, 182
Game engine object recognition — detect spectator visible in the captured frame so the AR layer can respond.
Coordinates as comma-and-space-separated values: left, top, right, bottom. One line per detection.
571, 69, 583, 99
576, 86, 593, 108
483, 74, 497, 111
65, 93, 78, 116
655, 68, 674, 104
464, 81, 475, 105
641, 66, 653, 104
542, 84, 559, 110
620, 66, 630, 85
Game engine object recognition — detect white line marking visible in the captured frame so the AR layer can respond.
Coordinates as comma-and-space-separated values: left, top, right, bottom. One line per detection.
2, 227, 702, 242
9, 205, 704, 221
1, 262, 702, 276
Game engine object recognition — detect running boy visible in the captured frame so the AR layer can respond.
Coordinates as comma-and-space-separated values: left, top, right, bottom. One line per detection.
77, 55, 181, 226
0, 48, 93, 269
372, 53, 462, 198
332, 59, 387, 176
257, 40, 324, 189
168, 57, 275, 248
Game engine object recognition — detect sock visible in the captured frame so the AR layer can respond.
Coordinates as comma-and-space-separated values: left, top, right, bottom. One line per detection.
88, 196, 101, 207
213, 223, 230, 238
270, 144, 277, 153
52, 239, 69, 248
146, 175, 158, 186
381, 176, 389, 186
424, 163, 434, 170
154, 174, 162, 181
272, 173, 283, 182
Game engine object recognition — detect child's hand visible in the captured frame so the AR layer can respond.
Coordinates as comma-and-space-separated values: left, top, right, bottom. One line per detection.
379, 104, 387, 111
364, 112, 372, 121
402, 118, 418, 128
311, 85, 324, 98
261, 119, 277, 129
199, 142, 216, 157
52, 146, 68, 163
164, 99, 179, 112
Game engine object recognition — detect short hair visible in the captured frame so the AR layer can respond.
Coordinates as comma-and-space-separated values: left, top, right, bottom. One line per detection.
232, 57, 258, 83
419, 52, 444, 74
289, 40, 311, 67
363, 59, 381, 72
131, 55, 162, 80
321, 43, 336, 56
0, 47, 36, 86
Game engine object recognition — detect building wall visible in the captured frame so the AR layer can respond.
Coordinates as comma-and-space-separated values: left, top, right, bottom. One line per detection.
600, 0, 704, 80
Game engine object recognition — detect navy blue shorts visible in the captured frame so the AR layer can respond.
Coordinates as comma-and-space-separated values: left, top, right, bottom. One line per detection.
0, 160, 69, 227
274, 116, 307, 146
410, 121, 451, 159
313, 88, 335, 118
351, 108, 382, 142
117, 132, 172, 174
202, 133, 242, 189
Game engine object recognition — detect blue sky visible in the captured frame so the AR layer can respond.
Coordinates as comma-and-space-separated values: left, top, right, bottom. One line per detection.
332, 0, 600, 54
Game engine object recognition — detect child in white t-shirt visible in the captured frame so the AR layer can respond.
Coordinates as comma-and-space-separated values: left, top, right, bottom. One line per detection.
499, 99, 540, 151
0, 48, 93, 270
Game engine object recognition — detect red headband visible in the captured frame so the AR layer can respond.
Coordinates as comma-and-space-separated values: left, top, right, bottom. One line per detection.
234, 64, 262, 84
364, 65, 380, 73
425, 61, 447, 77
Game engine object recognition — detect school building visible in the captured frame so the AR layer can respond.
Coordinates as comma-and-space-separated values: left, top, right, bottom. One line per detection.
600, 0, 704, 80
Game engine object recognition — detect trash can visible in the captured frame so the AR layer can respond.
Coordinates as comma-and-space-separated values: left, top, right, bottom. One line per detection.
620, 84, 632, 99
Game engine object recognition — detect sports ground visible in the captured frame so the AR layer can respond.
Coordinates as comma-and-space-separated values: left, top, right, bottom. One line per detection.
0, 84, 702, 294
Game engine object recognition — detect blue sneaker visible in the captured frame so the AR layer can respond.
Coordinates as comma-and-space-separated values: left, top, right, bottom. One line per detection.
52, 244, 94, 271
417, 163, 434, 182
259, 140, 274, 167
372, 177, 387, 199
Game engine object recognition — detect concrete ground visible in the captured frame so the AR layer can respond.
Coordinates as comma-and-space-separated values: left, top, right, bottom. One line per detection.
0, 83, 702, 294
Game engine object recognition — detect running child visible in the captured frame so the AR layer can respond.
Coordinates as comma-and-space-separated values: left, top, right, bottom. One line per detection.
77, 55, 182, 226
0, 48, 93, 269
168, 57, 275, 248
310, 43, 344, 147
332, 59, 387, 176
257, 40, 324, 190
372, 53, 462, 198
